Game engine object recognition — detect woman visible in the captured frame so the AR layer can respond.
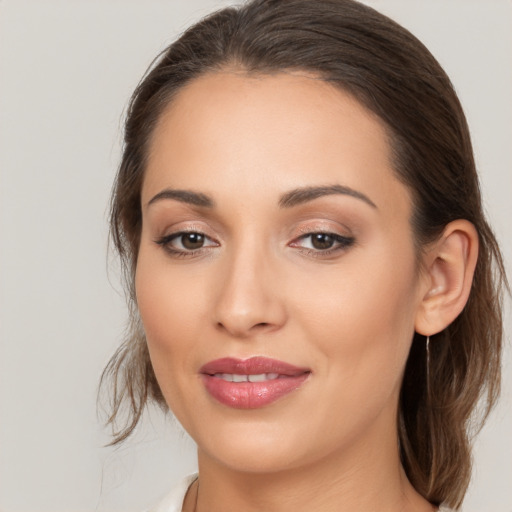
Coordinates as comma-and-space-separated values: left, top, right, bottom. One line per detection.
101, 0, 507, 510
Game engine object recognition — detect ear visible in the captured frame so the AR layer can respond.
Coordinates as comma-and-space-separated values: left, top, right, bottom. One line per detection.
415, 219, 479, 336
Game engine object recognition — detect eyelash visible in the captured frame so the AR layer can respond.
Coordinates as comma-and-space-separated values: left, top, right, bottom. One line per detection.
291, 232, 355, 257
154, 231, 219, 258
154, 231, 355, 259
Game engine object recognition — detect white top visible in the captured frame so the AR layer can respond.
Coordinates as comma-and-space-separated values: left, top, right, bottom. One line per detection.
147, 474, 456, 512
147, 474, 198, 512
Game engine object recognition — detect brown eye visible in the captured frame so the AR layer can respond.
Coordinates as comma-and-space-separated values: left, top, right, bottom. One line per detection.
181, 233, 205, 250
289, 232, 356, 255
155, 231, 218, 255
310, 233, 335, 250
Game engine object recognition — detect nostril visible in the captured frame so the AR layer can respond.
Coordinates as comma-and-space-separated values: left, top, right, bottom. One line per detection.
217, 322, 272, 331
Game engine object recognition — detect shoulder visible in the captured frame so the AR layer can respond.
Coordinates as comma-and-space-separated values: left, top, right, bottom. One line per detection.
145, 474, 198, 512
438, 506, 457, 512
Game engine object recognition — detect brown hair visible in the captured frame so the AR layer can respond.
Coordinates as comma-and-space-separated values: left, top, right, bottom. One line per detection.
100, 0, 507, 508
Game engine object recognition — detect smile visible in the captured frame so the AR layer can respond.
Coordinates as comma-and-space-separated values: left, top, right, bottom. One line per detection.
200, 357, 311, 409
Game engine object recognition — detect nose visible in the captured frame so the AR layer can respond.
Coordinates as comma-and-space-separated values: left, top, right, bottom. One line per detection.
213, 244, 287, 338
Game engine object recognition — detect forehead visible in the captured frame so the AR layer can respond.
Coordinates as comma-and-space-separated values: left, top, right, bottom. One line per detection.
143, 70, 410, 217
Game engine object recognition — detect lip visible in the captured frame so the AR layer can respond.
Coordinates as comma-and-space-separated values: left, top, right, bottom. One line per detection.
199, 357, 311, 409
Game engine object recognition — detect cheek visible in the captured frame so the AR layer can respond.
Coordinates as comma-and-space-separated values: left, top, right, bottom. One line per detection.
134, 248, 207, 380
293, 241, 419, 390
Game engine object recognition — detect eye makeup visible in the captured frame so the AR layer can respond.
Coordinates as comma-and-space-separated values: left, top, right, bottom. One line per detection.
155, 230, 219, 258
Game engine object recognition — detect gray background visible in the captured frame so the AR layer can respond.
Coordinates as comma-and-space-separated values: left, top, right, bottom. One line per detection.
0, 1, 510, 511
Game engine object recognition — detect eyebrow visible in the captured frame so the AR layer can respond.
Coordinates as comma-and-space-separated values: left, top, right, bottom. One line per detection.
146, 184, 376, 210
279, 185, 377, 209
147, 189, 215, 208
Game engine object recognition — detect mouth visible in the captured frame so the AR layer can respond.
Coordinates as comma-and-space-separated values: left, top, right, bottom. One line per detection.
211, 372, 280, 382
199, 357, 311, 409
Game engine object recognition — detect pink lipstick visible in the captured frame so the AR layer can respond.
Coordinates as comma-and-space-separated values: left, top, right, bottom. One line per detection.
199, 357, 310, 409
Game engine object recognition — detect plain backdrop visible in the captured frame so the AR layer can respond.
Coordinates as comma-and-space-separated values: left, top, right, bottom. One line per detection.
0, 1, 510, 511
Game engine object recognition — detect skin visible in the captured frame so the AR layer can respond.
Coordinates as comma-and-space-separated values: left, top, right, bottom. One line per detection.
136, 71, 477, 512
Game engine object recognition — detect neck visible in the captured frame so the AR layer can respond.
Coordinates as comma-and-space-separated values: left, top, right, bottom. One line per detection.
190, 420, 433, 512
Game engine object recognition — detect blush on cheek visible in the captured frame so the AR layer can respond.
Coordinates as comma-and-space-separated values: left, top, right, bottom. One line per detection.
309, 263, 417, 386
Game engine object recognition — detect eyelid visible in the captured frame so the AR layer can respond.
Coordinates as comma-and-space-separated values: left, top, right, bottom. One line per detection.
155, 220, 219, 241
288, 221, 356, 257
291, 219, 354, 239
289, 231, 355, 246
154, 224, 221, 258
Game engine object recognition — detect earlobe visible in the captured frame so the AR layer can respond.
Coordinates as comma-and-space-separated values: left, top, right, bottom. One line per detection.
415, 220, 479, 336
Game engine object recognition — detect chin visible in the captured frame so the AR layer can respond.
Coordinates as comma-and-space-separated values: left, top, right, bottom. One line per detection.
184, 407, 314, 473
200, 430, 310, 474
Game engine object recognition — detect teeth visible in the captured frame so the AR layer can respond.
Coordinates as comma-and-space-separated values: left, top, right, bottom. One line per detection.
248, 374, 266, 382
215, 373, 280, 382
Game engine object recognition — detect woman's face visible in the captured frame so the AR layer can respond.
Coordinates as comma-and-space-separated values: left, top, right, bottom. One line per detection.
136, 71, 428, 473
